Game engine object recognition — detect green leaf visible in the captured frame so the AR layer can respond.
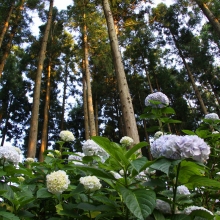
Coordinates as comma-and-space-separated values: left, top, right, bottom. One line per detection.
74, 165, 115, 180
36, 188, 53, 198
118, 186, 156, 220
178, 161, 205, 185
150, 158, 172, 175
161, 107, 176, 114
125, 142, 149, 159
0, 211, 20, 220
152, 209, 166, 220
186, 176, 220, 189
130, 158, 154, 176
182, 130, 195, 135
139, 113, 156, 119
190, 209, 214, 220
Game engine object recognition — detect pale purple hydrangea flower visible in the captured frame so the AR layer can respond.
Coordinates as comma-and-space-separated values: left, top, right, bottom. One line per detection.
0, 146, 21, 165
68, 152, 85, 165
151, 135, 210, 163
184, 206, 213, 216
80, 175, 102, 192
155, 199, 171, 214
59, 130, 75, 142
177, 185, 190, 195
145, 92, 169, 108
205, 113, 219, 120
82, 140, 109, 162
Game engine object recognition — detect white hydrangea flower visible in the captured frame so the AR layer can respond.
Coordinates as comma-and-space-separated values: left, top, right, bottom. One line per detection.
136, 171, 148, 181
212, 131, 219, 134
17, 176, 25, 182
59, 130, 75, 142
120, 136, 134, 147
82, 140, 109, 161
151, 135, 210, 163
110, 171, 122, 179
26, 157, 35, 163
154, 131, 164, 140
80, 176, 102, 192
155, 199, 171, 214
46, 170, 70, 194
0, 146, 21, 165
177, 185, 190, 195
145, 167, 156, 175
145, 92, 169, 108
68, 152, 85, 165
205, 113, 219, 120
184, 206, 213, 216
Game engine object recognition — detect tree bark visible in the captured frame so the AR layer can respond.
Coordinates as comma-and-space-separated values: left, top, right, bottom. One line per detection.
27, 0, 54, 159
83, 13, 96, 137
83, 72, 90, 140
0, 1, 15, 48
171, 33, 208, 115
195, 0, 220, 38
39, 61, 51, 162
102, 0, 140, 146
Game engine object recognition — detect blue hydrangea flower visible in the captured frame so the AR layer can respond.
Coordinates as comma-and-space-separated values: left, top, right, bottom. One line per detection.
145, 92, 169, 108
205, 113, 219, 120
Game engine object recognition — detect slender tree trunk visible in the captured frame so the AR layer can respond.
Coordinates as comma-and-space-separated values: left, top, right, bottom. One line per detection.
95, 96, 99, 135
60, 62, 68, 131
83, 14, 96, 137
39, 61, 51, 162
83, 72, 90, 140
102, 0, 140, 146
171, 33, 208, 115
0, 2, 15, 48
0, 0, 24, 77
194, 0, 220, 38
27, 0, 54, 159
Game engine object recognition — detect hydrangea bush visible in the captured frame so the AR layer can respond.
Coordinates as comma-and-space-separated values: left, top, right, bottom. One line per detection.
0, 93, 220, 219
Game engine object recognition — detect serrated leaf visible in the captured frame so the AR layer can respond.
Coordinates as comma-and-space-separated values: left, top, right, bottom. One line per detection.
153, 209, 166, 220
161, 107, 176, 114
150, 158, 172, 175
118, 187, 156, 220
190, 209, 214, 219
37, 188, 52, 198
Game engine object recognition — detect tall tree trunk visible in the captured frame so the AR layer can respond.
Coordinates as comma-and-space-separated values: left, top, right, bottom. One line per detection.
0, 0, 24, 77
83, 72, 90, 140
194, 0, 220, 38
102, 0, 140, 146
27, 0, 54, 159
83, 14, 96, 137
0, 1, 15, 48
39, 61, 51, 162
171, 33, 208, 115
60, 61, 68, 131
95, 96, 99, 135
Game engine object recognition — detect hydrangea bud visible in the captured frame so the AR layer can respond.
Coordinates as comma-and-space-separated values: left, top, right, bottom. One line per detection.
120, 136, 134, 147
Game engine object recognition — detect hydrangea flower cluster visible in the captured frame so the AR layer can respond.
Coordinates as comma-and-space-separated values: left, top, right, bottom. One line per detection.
145, 92, 169, 108
82, 140, 109, 161
151, 135, 210, 163
0, 146, 21, 165
79, 175, 102, 192
68, 152, 85, 165
59, 130, 75, 142
120, 136, 134, 147
46, 170, 70, 194
183, 206, 213, 216
176, 185, 190, 195
204, 113, 219, 120
26, 157, 35, 163
155, 199, 171, 214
